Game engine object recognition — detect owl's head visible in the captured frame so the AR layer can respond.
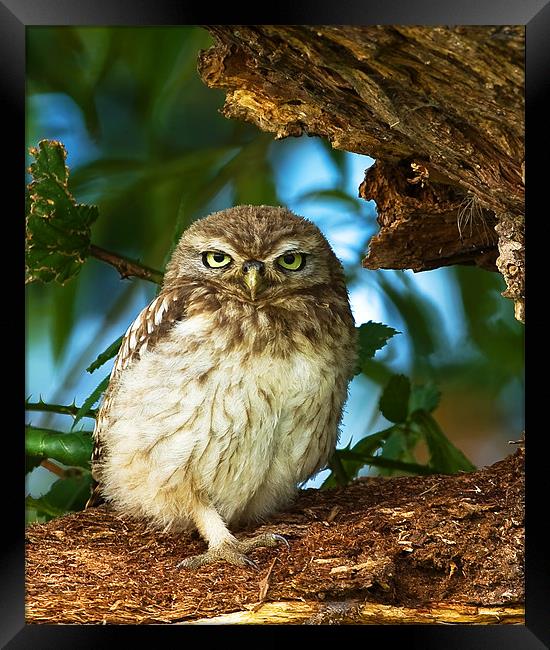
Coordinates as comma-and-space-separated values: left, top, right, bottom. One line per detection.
163, 205, 346, 302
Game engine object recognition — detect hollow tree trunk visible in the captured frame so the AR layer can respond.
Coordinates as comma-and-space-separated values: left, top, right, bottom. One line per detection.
198, 25, 525, 320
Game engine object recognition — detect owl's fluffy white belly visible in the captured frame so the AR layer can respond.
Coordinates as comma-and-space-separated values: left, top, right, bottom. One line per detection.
100, 314, 342, 531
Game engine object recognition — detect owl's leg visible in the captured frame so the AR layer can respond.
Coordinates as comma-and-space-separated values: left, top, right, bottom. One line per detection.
177, 498, 288, 570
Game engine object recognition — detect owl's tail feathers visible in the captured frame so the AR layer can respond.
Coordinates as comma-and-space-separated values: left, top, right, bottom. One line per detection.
85, 479, 104, 509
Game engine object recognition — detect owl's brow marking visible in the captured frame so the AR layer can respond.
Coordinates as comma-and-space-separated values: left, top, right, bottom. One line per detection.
200, 242, 240, 258
268, 243, 311, 259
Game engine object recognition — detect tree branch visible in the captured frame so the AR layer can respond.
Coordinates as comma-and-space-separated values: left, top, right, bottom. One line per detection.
89, 244, 164, 284
25, 450, 524, 624
25, 402, 97, 419
40, 459, 67, 478
180, 600, 524, 625
198, 25, 524, 320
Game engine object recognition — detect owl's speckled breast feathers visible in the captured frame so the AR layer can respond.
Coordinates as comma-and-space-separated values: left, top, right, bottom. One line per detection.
90, 205, 357, 567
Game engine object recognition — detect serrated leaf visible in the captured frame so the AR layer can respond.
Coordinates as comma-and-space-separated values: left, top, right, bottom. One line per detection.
26, 139, 99, 285
71, 375, 109, 430
28, 139, 68, 185
355, 321, 400, 374
86, 335, 123, 373
26, 426, 93, 468
378, 428, 408, 477
379, 374, 411, 423
412, 410, 476, 474
409, 382, 441, 414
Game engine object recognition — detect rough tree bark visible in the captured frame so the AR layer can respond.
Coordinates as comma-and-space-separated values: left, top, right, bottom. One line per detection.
198, 25, 525, 320
25, 450, 524, 625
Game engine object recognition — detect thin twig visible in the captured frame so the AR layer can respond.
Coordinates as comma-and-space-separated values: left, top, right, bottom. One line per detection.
89, 244, 164, 284
252, 558, 278, 611
25, 402, 97, 419
40, 459, 66, 478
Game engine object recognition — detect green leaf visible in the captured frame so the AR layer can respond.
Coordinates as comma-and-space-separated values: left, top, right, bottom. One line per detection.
86, 335, 123, 373
327, 450, 351, 487
26, 425, 93, 468
381, 428, 407, 458
323, 428, 391, 488
379, 374, 411, 423
411, 410, 476, 474
377, 425, 422, 476
378, 428, 408, 476
409, 382, 442, 414
26, 496, 64, 520
71, 375, 109, 430
26, 474, 92, 522
26, 505, 47, 525
26, 139, 99, 285
355, 321, 400, 374
29, 138, 68, 184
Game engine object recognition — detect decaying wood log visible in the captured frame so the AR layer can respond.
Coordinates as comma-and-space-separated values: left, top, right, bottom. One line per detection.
182, 601, 524, 625
25, 449, 524, 625
198, 26, 524, 320
358, 159, 499, 272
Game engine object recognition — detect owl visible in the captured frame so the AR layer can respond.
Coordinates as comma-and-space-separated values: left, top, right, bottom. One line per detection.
88, 205, 357, 568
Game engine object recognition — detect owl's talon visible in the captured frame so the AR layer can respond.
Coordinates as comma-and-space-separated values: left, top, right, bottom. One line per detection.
177, 533, 288, 570
239, 532, 290, 552
243, 556, 260, 570
272, 534, 290, 549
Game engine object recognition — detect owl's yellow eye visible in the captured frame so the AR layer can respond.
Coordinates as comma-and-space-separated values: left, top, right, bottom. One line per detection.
276, 252, 305, 271
203, 251, 232, 268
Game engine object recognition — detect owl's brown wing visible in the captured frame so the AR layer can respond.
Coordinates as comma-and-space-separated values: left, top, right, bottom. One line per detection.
85, 288, 185, 507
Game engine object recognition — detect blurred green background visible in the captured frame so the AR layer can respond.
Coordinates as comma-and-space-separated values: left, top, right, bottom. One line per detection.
25, 26, 524, 520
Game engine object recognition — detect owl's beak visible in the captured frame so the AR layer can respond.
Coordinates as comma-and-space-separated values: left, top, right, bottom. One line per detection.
242, 260, 265, 300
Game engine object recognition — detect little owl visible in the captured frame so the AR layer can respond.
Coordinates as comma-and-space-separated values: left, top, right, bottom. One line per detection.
88, 205, 357, 568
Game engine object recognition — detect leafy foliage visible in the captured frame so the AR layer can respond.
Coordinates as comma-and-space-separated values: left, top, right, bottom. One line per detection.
355, 321, 400, 373
26, 474, 92, 523
379, 374, 411, 423
71, 375, 110, 430
324, 373, 475, 488
26, 425, 93, 469
411, 410, 476, 474
86, 336, 123, 374
409, 382, 441, 414
26, 140, 99, 284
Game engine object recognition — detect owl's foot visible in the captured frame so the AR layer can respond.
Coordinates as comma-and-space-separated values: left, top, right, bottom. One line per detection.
177, 533, 289, 570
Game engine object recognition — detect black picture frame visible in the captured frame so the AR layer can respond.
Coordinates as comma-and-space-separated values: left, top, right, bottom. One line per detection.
8, 0, 546, 646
